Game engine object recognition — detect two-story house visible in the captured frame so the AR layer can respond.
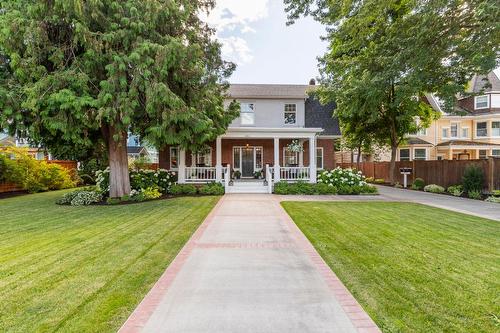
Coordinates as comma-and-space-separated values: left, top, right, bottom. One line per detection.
397, 70, 500, 161
157, 83, 341, 193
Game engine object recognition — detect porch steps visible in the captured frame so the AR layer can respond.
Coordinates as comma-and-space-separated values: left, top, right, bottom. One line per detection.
226, 181, 269, 194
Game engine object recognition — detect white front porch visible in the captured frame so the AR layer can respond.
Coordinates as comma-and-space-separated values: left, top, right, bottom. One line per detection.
176, 127, 323, 193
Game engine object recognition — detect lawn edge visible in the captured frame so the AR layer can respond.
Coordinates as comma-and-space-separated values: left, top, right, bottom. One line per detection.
276, 198, 382, 333
117, 195, 224, 333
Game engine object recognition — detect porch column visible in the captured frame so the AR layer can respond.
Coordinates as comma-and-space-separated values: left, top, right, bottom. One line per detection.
215, 136, 222, 182
178, 148, 186, 183
309, 135, 317, 183
274, 137, 280, 182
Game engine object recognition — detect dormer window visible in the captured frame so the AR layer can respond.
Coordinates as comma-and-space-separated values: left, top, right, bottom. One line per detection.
474, 95, 488, 109
284, 104, 296, 125
240, 103, 255, 125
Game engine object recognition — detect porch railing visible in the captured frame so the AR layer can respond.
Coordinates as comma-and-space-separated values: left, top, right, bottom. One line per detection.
280, 167, 311, 181
185, 167, 216, 183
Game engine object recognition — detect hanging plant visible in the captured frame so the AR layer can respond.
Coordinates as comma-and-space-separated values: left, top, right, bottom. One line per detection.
286, 139, 304, 153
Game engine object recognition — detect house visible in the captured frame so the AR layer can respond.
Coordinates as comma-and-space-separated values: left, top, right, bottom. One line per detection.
0, 132, 49, 160
157, 83, 341, 192
396, 70, 500, 161
127, 134, 157, 162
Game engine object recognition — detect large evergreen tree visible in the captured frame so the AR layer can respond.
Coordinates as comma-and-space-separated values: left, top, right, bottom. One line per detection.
285, 0, 499, 182
0, 0, 238, 197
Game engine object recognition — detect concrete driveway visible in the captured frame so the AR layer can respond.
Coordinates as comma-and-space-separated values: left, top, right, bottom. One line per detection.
119, 194, 380, 333
375, 185, 500, 221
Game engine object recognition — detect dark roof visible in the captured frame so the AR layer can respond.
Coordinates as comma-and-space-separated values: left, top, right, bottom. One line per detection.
228, 84, 314, 99
468, 71, 500, 93
127, 146, 146, 154
436, 140, 500, 147
407, 138, 433, 145
305, 95, 341, 136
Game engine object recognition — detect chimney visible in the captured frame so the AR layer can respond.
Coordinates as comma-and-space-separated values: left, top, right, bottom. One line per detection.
309, 78, 316, 85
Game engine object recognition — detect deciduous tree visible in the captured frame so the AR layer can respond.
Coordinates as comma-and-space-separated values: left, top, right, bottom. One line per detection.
285, 0, 499, 182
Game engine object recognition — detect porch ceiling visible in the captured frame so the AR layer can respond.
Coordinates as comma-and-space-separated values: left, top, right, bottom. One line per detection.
223, 127, 324, 139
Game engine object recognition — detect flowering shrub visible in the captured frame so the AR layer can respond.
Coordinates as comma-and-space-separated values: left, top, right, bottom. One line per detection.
424, 184, 445, 193
317, 167, 367, 187
96, 168, 176, 195
130, 187, 162, 201
56, 188, 102, 206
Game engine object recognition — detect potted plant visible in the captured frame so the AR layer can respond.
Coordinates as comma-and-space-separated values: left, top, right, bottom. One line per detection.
233, 170, 241, 179
253, 170, 262, 179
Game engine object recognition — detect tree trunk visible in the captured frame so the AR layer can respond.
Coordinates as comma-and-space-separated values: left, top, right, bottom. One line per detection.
108, 124, 131, 198
389, 143, 398, 185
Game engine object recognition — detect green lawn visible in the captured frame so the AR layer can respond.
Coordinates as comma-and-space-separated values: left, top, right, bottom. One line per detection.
282, 201, 500, 333
0, 191, 219, 332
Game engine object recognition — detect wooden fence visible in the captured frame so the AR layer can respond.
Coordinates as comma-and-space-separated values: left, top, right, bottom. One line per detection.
0, 160, 77, 194
338, 157, 500, 192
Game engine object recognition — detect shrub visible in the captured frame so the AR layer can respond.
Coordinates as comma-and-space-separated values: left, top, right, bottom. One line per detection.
411, 178, 425, 190
130, 187, 162, 201
106, 197, 122, 205
485, 196, 500, 203
462, 165, 484, 193
365, 177, 374, 183
447, 185, 464, 197
424, 184, 445, 193
394, 182, 403, 189
491, 190, 500, 197
96, 168, 176, 196
169, 184, 197, 195
272, 181, 375, 195
468, 190, 482, 200
69, 190, 102, 206
199, 182, 225, 195
374, 178, 385, 184
77, 158, 107, 185
317, 168, 367, 187
0, 147, 75, 193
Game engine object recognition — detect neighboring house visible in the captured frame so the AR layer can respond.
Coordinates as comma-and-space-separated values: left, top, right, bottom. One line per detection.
127, 134, 157, 162
0, 132, 49, 160
396, 70, 500, 161
158, 82, 341, 192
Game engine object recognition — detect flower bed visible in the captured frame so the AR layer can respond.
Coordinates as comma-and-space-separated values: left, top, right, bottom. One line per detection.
274, 168, 376, 195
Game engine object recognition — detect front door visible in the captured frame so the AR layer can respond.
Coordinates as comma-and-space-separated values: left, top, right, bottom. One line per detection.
241, 148, 254, 177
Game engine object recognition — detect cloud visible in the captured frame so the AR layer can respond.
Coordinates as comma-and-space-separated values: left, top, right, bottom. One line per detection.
203, 0, 270, 64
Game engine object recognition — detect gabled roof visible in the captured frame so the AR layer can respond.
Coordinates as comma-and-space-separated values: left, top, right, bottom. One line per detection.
228, 84, 314, 99
407, 138, 433, 145
127, 146, 147, 155
436, 140, 500, 147
467, 71, 500, 93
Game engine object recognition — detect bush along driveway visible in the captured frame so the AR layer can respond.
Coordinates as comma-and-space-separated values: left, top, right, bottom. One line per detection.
0, 190, 219, 332
282, 201, 500, 332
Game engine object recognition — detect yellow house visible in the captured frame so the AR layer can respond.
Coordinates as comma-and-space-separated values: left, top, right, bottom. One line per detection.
397, 71, 500, 161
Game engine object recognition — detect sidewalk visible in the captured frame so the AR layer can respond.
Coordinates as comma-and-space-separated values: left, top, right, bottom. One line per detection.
119, 194, 380, 333
375, 185, 500, 221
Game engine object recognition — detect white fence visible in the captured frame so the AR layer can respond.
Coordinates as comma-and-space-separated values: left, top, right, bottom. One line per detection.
185, 167, 216, 182
279, 167, 311, 181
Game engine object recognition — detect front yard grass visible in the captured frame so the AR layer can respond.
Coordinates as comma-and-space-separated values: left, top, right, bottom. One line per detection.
281, 201, 500, 333
0, 191, 219, 332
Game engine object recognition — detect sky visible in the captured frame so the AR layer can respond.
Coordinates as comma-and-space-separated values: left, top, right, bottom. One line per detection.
204, 0, 327, 84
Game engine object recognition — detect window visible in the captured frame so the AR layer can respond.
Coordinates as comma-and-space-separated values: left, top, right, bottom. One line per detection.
476, 122, 487, 137
399, 148, 410, 161
479, 150, 487, 159
283, 148, 300, 166
492, 121, 500, 136
414, 148, 427, 160
169, 147, 179, 169
233, 148, 240, 169
492, 149, 500, 157
316, 147, 324, 169
193, 148, 212, 166
461, 128, 469, 138
240, 103, 255, 125
442, 128, 449, 138
284, 103, 297, 125
417, 128, 427, 136
474, 95, 488, 109
450, 123, 458, 138
255, 147, 263, 170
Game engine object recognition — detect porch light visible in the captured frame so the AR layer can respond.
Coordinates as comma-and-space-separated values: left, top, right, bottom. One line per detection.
246, 143, 250, 148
